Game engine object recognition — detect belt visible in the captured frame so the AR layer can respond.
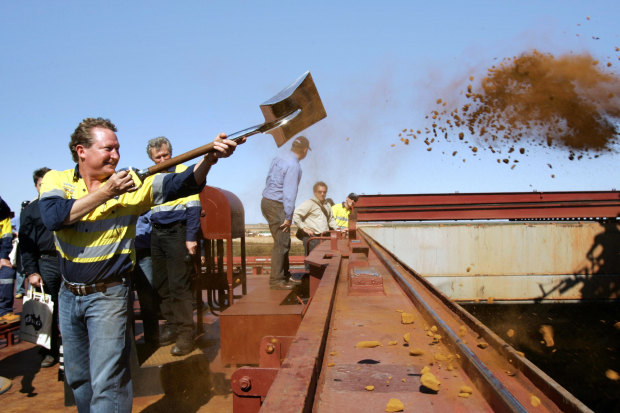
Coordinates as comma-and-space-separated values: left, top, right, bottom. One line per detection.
152, 221, 186, 230
40, 251, 58, 258
63, 277, 124, 296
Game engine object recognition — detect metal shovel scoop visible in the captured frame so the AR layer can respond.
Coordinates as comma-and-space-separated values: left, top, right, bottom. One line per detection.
130, 71, 326, 180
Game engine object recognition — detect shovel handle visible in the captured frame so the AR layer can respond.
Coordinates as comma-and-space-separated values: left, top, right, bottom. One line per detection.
136, 110, 300, 180
146, 142, 216, 176
143, 125, 264, 177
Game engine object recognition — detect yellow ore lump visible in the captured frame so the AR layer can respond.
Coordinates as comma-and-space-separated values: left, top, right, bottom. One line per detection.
401, 312, 415, 324
420, 371, 441, 392
409, 348, 425, 356
539, 325, 554, 347
385, 398, 404, 412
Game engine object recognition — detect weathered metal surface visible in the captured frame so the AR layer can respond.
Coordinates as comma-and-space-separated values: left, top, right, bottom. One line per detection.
347, 266, 385, 295
258, 242, 343, 412
199, 185, 245, 239
245, 234, 592, 412
352, 191, 620, 222
362, 222, 608, 276
258, 336, 294, 368
427, 273, 620, 302
360, 233, 591, 413
199, 185, 247, 305
232, 367, 279, 413
220, 283, 303, 364
313, 238, 497, 412
220, 309, 302, 365
362, 221, 620, 301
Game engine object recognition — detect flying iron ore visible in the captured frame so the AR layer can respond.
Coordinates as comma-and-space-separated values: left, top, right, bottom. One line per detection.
398, 50, 620, 170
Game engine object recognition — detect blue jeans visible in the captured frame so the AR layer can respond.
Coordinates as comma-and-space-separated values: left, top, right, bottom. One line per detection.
15, 270, 25, 295
59, 281, 133, 413
301, 235, 321, 270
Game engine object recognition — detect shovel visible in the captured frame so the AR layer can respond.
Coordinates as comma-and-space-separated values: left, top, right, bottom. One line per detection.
128, 71, 326, 180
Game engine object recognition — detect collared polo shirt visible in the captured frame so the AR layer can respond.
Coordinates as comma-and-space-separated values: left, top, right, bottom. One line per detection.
262, 151, 302, 221
331, 202, 351, 228
150, 164, 202, 241
293, 197, 338, 235
0, 197, 12, 260
39, 165, 203, 284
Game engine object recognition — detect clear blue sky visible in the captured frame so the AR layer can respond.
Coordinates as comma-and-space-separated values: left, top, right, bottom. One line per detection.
2, 1, 619, 224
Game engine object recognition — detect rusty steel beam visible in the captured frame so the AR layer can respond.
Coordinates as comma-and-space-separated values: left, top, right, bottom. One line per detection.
258, 242, 343, 412
258, 336, 295, 368
359, 232, 592, 413
232, 367, 279, 412
246, 234, 593, 412
351, 191, 620, 222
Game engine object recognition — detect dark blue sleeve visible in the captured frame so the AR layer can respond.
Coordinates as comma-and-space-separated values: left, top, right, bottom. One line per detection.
0, 197, 10, 221
0, 197, 13, 259
39, 196, 76, 231
161, 164, 205, 203
134, 211, 152, 250
0, 235, 11, 260
18, 203, 40, 275
185, 205, 202, 242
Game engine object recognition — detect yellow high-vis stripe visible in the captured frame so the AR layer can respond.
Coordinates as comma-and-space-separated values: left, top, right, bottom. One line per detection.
151, 164, 200, 214
0, 217, 11, 239
39, 168, 156, 266
332, 203, 351, 228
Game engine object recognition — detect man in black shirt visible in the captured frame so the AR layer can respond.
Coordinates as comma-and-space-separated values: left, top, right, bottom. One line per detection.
19, 167, 61, 367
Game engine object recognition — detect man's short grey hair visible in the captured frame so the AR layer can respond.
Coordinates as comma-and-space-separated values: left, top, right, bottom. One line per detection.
313, 181, 328, 192
146, 136, 172, 159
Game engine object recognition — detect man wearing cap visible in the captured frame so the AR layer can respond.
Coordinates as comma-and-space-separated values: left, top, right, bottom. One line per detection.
332, 193, 359, 229
261, 135, 310, 290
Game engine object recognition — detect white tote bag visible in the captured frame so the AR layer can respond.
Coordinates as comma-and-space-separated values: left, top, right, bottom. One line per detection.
19, 283, 54, 349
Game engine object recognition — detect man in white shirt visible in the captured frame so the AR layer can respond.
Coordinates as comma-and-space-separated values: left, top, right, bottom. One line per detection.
293, 181, 338, 257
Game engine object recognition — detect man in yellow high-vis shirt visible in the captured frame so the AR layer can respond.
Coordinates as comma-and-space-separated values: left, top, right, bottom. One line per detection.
39, 117, 240, 412
331, 192, 358, 229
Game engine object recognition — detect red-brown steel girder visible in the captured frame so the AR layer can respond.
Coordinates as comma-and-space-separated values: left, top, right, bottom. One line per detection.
351, 191, 620, 223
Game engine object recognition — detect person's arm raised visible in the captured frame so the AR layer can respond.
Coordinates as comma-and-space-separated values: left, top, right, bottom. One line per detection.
191, 134, 243, 185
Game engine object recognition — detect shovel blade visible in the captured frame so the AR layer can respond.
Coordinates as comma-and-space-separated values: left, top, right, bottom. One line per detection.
260, 71, 327, 147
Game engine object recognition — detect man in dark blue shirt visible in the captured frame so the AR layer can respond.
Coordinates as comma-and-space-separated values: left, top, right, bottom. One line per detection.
261, 136, 310, 289
19, 167, 62, 368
